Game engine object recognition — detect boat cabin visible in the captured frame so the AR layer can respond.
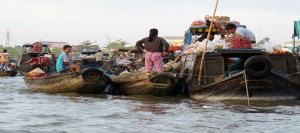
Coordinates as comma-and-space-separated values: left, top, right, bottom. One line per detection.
17, 43, 56, 75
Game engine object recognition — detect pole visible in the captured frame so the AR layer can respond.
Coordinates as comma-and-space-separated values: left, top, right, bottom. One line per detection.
197, 0, 219, 85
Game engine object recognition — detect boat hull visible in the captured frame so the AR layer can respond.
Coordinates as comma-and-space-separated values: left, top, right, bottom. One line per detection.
24, 72, 110, 94
289, 72, 300, 86
0, 70, 18, 76
111, 72, 179, 96
190, 71, 300, 101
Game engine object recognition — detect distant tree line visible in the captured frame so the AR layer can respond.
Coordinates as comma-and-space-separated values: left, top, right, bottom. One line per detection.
0, 39, 138, 60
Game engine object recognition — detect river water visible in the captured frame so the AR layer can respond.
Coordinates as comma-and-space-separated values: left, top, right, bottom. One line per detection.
1, 76, 300, 133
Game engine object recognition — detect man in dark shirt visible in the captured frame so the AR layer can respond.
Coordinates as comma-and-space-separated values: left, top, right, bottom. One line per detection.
136, 28, 169, 73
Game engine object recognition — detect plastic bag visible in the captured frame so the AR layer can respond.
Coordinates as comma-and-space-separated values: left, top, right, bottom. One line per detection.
263, 39, 273, 53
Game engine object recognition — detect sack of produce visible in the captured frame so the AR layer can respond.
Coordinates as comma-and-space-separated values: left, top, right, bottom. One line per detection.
230, 36, 252, 49
191, 20, 205, 26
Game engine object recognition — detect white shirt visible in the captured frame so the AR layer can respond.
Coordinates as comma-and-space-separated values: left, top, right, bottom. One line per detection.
235, 27, 256, 42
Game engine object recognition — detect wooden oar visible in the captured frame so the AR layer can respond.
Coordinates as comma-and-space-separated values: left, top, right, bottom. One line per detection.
197, 0, 220, 85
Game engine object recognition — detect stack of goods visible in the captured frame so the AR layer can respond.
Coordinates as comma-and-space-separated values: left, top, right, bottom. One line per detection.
26, 67, 48, 78
183, 39, 219, 55
182, 42, 199, 55
272, 50, 287, 54
230, 36, 252, 49
40, 56, 50, 66
191, 20, 206, 26
190, 15, 240, 34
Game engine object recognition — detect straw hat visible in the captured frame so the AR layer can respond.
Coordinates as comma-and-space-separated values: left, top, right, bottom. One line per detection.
29, 67, 45, 74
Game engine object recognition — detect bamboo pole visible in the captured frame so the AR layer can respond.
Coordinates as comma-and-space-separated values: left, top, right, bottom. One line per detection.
197, 0, 220, 85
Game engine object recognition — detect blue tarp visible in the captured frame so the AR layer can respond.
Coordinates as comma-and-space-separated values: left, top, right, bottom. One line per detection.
294, 21, 300, 39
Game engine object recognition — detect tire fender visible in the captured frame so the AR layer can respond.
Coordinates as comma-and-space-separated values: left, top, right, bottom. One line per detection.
244, 55, 272, 78
82, 67, 103, 82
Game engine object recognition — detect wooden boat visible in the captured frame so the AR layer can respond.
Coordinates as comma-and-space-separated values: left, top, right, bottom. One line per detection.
0, 70, 17, 76
109, 72, 180, 96
24, 48, 111, 94
289, 72, 300, 86
24, 67, 111, 94
0, 60, 18, 76
179, 49, 300, 101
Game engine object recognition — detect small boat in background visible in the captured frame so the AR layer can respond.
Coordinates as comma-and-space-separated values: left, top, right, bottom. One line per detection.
0, 60, 18, 76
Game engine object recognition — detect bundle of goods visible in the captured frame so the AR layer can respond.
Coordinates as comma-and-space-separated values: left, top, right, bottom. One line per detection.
28, 56, 51, 66
230, 36, 252, 49
40, 56, 50, 65
204, 15, 230, 21
191, 20, 206, 26
272, 50, 288, 54
190, 15, 239, 34
116, 55, 132, 65
163, 61, 180, 72
194, 40, 215, 53
182, 42, 199, 55
26, 67, 48, 78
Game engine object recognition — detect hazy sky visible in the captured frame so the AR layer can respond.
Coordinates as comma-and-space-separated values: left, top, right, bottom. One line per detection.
0, 0, 299, 47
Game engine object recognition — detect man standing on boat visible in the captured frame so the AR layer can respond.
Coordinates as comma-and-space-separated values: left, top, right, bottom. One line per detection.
136, 28, 169, 73
56, 45, 81, 74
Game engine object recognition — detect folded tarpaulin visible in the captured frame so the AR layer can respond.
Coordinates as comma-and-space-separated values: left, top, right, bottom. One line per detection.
294, 21, 300, 39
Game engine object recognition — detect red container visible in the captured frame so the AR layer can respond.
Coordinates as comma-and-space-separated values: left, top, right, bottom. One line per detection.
169, 46, 182, 52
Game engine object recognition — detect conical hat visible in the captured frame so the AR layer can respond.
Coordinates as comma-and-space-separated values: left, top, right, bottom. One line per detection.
29, 67, 45, 74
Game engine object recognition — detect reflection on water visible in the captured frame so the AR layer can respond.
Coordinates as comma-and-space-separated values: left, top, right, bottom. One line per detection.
0, 76, 300, 132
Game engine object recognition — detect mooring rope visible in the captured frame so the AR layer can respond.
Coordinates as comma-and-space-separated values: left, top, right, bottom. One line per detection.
244, 70, 250, 106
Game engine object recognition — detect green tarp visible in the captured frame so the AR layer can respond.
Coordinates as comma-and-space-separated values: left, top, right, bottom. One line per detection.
294, 21, 300, 39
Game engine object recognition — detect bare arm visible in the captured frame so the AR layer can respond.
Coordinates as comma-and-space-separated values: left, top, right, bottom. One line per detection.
136, 38, 145, 50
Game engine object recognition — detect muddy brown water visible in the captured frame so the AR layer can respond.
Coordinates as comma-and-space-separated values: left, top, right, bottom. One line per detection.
1, 76, 300, 133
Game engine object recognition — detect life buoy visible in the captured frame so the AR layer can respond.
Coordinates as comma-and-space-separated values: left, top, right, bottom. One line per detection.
82, 67, 103, 82
244, 55, 272, 78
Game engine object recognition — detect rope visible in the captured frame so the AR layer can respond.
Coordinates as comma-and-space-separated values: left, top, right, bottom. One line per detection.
244, 70, 250, 106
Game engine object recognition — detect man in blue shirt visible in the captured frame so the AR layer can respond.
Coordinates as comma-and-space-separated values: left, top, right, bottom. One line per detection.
225, 23, 256, 44
56, 45, 81, 74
